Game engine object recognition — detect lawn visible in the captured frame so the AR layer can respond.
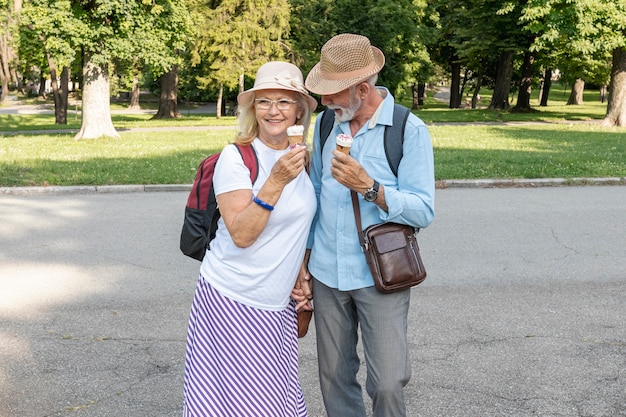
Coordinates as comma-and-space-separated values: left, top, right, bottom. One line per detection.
1, 86, 624, 187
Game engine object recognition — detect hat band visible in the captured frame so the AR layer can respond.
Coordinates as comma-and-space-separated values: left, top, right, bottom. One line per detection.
318, 61, 378, 81
254, 70, 308, 94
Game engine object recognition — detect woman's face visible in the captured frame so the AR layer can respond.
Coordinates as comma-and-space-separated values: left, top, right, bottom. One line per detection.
254, 89, 302, 148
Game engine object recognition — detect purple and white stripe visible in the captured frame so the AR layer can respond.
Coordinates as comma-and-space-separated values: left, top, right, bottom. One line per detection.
183, 275, 308, 417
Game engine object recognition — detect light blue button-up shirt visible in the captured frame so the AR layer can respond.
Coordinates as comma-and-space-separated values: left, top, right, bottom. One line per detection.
308, 87, 435, 291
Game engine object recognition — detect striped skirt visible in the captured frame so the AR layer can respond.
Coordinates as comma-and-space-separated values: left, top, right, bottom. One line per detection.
183, 275, 308, 417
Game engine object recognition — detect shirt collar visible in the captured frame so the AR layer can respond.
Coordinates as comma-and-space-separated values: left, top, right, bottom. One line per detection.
368, 87, 394, 129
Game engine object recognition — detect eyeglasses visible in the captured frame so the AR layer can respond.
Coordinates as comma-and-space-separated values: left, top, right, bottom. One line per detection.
254, 98, 298, 111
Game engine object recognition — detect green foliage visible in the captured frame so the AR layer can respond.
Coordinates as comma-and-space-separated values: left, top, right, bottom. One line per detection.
18, 0, 193, 86
19, 0, 80, 69
521, 0, 625, 85
190, 0, 291, 91
289, 0, 432, 95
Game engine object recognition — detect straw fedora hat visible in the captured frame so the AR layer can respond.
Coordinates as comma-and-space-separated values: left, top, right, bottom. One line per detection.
237, 61, 317, 111
305, 33, 385, 95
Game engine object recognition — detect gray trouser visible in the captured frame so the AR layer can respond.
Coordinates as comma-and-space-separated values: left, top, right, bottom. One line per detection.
313, 278, 412, 417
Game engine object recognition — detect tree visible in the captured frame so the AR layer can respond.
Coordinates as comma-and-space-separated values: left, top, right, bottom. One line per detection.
136, 2, 193, 119
153, 66, 181, 118
1, 0, 21, 104
18, 0, 193, 138
538, 67, 552, 106
290, 0, 430, 99
602, 47, 626, 126
190, 0, 290, 118
512, 50, 536, 112
429, 0, 475, 109
522, 0, 626, 125
430, 0, 531, 110
19, 0, 80, 124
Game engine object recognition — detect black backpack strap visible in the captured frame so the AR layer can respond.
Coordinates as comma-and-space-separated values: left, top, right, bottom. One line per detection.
384, 104, 411, 177
318, 109, 336, 153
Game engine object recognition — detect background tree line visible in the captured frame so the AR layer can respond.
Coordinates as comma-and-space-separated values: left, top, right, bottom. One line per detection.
0, 0, 625, 140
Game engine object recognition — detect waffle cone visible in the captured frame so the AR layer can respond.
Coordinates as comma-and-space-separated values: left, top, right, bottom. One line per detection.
289, 135, 304, 146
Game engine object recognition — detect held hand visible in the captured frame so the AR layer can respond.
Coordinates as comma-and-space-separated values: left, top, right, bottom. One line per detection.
291, 290, 313, 312
269, 145, 308, 186
291, 260, 314, 311
330, 149, 373, 192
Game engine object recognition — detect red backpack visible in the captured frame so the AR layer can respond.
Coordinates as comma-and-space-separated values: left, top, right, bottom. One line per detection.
180, 144, 259, 261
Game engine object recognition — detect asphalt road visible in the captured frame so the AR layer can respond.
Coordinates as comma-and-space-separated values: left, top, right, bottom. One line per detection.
1, 185, 625, 417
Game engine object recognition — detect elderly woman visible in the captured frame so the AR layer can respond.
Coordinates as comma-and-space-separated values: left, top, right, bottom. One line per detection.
182, 61, 317, 417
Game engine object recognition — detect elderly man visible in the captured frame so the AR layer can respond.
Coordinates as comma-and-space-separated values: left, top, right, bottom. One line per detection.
300, 33, 435, 417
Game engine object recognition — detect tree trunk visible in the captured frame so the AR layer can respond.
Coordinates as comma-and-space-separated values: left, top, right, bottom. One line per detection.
50, 66, 69, 125
600, 85, 607, 103
513, 51, 535, 112
38, 74, 46, 98
489, 51, 514, 110
129, 73, 140, 110
460, 68, 469, 101
411, 84, 419, 110
449, 60, 462, 109
47, 52, 69, 124
153, 66, 181, 119
471, 69, 484, 109
0, 29, 11, 104
539, 68, 552, 107
566, 78, 585, 105
417, 83, 425, 106
602, 47, 626, 127
74, 54, 119, 140
216, 84, 223, 119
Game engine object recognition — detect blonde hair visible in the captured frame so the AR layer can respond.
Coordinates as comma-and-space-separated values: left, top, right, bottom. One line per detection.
235, 92, 314, 146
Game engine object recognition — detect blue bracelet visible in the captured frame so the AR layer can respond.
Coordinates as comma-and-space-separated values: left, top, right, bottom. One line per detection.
253, 196, 274, 211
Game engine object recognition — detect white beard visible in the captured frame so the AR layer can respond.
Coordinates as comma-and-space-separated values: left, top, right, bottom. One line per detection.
328, 91, 362, 123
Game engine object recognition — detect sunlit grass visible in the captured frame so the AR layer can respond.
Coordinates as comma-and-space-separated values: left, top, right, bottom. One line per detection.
1, 122, 624, 187
1, 84, 624, 186
429, 123, 624, 180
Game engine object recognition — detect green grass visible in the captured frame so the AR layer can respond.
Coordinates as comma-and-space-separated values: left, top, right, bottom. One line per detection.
429, 124, 624, 179
1, 86, 624, 187
0, 130, 235, 186
1, 123, 624, 187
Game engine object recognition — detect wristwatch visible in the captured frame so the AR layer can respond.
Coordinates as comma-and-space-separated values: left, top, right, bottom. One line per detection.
363, 180, 379, 202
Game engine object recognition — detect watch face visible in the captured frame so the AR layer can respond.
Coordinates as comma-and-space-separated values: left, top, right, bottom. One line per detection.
364, 189, 378, 202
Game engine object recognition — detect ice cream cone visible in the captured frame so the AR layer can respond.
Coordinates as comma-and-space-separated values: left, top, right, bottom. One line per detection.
336, 133, 353, 155
287, 125, 305, 147
289, 135, 304, 147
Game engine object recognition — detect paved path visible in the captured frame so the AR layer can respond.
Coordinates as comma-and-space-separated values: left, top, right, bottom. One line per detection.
1, 186, 625, 417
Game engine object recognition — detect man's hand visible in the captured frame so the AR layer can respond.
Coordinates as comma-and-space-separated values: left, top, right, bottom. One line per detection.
329, 149, 373, 193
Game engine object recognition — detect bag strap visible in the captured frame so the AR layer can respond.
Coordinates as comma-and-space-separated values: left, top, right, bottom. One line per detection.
384, 104, 411, 177
350, 191, 367, 251
318, 108, 336, 152
234, 143, 259, 183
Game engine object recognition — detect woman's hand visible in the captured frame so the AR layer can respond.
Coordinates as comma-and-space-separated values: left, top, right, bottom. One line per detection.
268, 145, 308, 187
218, 146, 309, 248
291, 251, 313, 311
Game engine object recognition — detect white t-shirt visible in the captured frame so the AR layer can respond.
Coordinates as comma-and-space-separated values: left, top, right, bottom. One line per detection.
199, 139, 316, 310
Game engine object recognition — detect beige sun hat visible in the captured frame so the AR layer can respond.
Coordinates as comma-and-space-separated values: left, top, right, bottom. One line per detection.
305, 33, 385, 96
237, 61, 317, 111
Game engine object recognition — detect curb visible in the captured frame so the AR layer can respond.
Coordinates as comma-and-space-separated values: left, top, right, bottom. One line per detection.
1, 178, 624, 195
436, 177, 626, 188
0, 184, 192, 195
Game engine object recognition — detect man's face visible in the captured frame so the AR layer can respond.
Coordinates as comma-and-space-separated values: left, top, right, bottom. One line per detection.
321, 85, 361, 123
